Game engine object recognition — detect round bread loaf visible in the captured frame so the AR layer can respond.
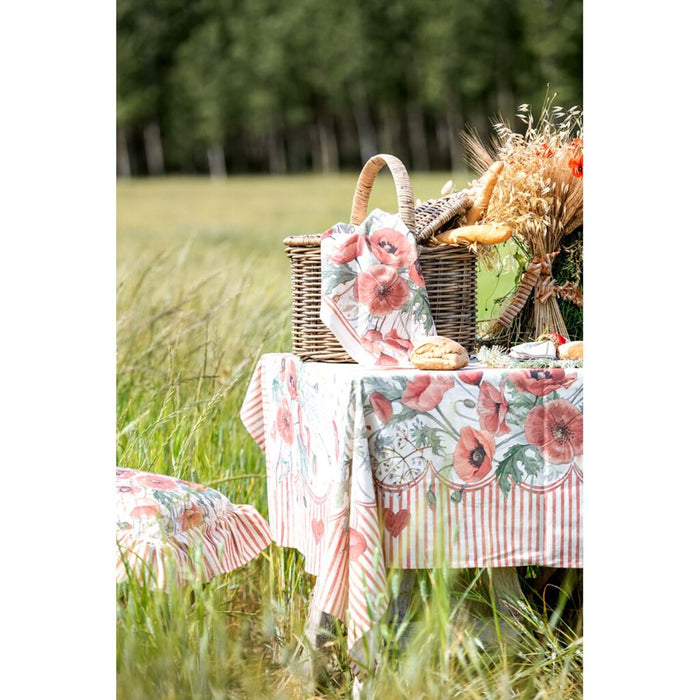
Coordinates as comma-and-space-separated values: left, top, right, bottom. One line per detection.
410, 336, 469, 370
558, 340, 583, 360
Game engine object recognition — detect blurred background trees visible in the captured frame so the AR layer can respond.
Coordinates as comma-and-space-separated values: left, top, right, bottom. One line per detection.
117, 0, 582, 177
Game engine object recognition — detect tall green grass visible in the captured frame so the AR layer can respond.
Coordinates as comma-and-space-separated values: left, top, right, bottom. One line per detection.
117, 176, 581, 699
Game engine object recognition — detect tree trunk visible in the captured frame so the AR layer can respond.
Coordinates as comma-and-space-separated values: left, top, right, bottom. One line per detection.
377, 103, 401, 159
446, 102, 466, 173
207, 143, 227, 179
266, 128, 288, 174
406, 100, 430, 171
117, 127, 131, 178
143, 121, 164, 175
351, 89, 378, 165
317, 118, 339, 173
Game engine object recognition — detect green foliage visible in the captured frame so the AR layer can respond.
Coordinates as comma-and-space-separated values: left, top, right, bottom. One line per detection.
117, 0, 583, 173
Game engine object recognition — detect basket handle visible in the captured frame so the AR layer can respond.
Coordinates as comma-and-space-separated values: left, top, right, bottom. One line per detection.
350, 154, 416, 233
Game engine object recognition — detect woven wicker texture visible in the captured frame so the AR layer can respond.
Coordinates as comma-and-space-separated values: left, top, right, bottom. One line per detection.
284, 154, 477, 363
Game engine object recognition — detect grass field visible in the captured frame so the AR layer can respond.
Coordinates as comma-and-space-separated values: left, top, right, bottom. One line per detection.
116, 175, 582, 699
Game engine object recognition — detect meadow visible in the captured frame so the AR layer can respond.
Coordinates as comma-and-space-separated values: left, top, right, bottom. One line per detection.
116, 175, 582, 699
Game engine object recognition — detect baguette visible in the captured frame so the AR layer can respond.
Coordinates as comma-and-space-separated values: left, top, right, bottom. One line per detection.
434, 223, 513, 246
465, 160, 504, 225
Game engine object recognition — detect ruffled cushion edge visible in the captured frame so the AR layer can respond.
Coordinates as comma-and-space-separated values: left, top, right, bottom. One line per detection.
116, 504, 271, 589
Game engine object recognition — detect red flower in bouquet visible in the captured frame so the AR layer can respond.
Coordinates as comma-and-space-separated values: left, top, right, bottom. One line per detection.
328, 232, 365, 264
401, 375, 454, 412
370, 391, 393, 424
356, 264, 410, 317
477, 381, 510, 436
368, 228, 414, 268
525, 399, 583, 464
510, 369, 577, 397
275, 398, 294, 445
454, 426, 495, 482
568, 153, 583, 178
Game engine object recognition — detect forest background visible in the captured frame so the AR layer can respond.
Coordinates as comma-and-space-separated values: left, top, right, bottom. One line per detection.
117, 0, 583, 177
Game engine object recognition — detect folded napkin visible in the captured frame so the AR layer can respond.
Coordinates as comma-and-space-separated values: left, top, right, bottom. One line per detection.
509, 340, 557, 361
320, 209, 436, 367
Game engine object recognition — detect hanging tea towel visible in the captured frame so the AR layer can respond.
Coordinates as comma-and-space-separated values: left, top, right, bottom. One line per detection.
320, 209, 436, 367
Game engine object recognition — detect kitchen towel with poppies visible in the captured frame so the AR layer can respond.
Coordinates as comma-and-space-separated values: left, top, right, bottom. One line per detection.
320, 209, 436, 367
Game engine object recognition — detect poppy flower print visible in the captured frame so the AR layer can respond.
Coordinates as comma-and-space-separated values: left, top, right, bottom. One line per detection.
320, 209, 435, 366
525, 399, 583, 464
356, 264, 410, 317
477, 380, 510, 436
276, 399, 294, 445
369, 391, 393, 424
367, 227, 414, 268
401, 375, 454, 412
453, 426, 495, 482
509, 369, 577, 397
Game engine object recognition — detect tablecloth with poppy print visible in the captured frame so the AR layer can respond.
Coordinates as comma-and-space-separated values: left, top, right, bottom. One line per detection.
241, 353, 583, 670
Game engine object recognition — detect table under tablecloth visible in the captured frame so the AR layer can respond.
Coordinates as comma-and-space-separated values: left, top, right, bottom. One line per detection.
241, 353, 583, 670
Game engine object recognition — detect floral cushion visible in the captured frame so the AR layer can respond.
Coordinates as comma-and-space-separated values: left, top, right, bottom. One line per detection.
116, 468, 271, 588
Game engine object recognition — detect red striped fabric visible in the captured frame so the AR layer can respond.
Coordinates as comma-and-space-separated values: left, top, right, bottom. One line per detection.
240, 354, 584, 675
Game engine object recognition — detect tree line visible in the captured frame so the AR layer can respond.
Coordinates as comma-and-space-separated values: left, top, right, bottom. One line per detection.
117, 0, 582, 177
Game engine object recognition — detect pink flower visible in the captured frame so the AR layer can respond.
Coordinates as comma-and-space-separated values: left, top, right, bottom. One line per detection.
276, 399, 293, 445
401, 375, 454, 412
368, 228, 414, 268
458, 370, 483, 385
328, 233, 365, 264
477, 381, 510, 436
453, 426, 495, 482
408, 259, 427, 288
134, 472, 179, 491
117, 483, 141, 496
181, 505, 204, 530
176, 479, 208, 491
376, 353, 399, 366
361, 329, 384, 354
382, 329, 413, 353
525, 399, 583, 464
129, 499, 162, 519
370, 392, 393, 424
356, 264, 410, 317
510, 369, 577, 397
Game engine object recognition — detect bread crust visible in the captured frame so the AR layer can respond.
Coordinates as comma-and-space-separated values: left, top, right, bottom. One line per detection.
558, 341, 583, 360
410, 336, 469, 370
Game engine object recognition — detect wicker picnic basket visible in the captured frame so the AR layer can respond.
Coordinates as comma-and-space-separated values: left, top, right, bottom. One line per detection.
283, 154, 478, 363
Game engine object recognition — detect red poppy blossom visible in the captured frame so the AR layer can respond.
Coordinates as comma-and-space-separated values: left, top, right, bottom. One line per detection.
477, 381, 510, 436
370, 392, 393, 424
129, 500, 162, 519
454, 426, 496, 482
401, 375, 454, 412
134, 472, 179, 491
409, 260, 427, 288
383, 328, 413, 353
510, 369, 577, 397
276, 399, 294, 445
368, 228, 414, 268
376, 353, 399, 366
181, 506, 204, 530
458, 370, 483, 385
328, 233, 365, 264
356, 264, 410, 317
525, 399, 583, 464
568, 154, 583, 178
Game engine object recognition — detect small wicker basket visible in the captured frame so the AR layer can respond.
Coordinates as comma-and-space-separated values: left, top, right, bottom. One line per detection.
284, 154, 477, 363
